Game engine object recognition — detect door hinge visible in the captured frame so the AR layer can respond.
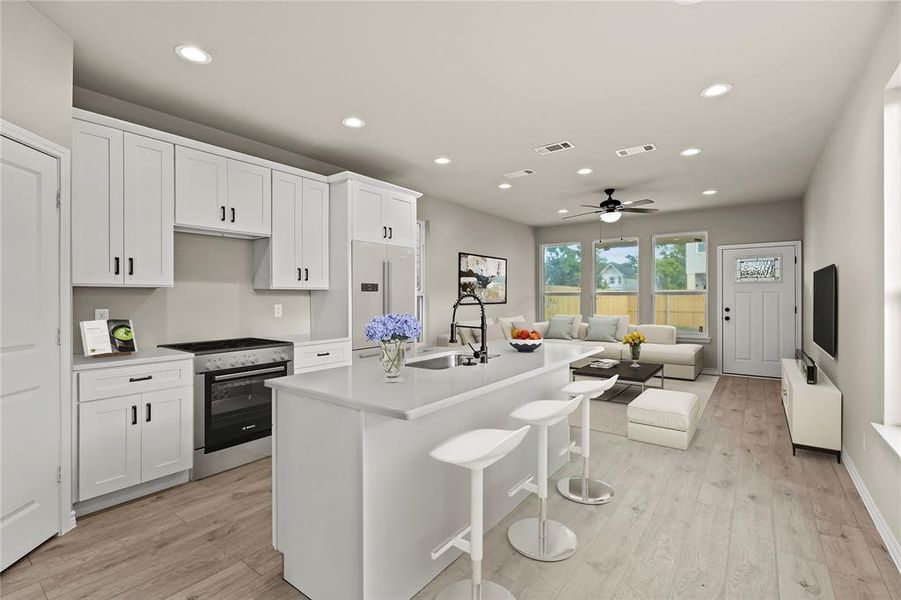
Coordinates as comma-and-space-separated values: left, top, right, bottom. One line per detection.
56, 189, 61, 210
57, 465, 62, 483
794, 256, 797, 264
794, 305, 798, 314
57, 328, 61, 346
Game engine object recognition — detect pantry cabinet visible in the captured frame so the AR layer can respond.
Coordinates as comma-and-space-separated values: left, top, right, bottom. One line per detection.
253, 171, 329, 290
351, 182, 416, 247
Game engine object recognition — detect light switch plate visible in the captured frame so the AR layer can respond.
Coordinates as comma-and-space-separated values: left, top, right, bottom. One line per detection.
274, 304, 283, 318
94, 308, 110, 320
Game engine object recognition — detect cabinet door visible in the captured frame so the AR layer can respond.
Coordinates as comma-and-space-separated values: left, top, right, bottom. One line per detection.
175, 146, 227, 230
351, 183, 386, 243
141, 387, 192, 482
270, 171, 303, 288
383, 191, 416, 247
227, 159, 271, 236
123, 133, 174, 287
79, 395, 142, 501
72, 120, 124, 285
300, 178, 329, 289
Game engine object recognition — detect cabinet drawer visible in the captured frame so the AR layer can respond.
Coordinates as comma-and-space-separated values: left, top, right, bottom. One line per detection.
79, 359, 193, 402
294, 341, 350, 371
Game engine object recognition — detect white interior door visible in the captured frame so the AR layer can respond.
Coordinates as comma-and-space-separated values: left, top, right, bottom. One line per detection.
1, 136, 61, 570
721, 244, 798, 377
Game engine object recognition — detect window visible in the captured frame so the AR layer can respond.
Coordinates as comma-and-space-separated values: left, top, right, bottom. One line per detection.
594, 238, 639, 323
653, 233, 708, 336
542, 243, 581, 318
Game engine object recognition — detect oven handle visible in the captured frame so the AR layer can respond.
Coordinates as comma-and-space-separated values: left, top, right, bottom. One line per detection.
212, 366, 286, 382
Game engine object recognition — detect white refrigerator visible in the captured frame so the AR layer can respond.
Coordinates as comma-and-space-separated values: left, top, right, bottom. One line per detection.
351, 240, 416, 350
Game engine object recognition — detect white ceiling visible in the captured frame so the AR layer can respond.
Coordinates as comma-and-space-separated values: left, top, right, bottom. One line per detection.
36, 1, 890, 226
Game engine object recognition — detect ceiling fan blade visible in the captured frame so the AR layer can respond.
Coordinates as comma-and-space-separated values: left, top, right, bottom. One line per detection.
580, 204, 601, 209
562, 211, 602, 219
620, 207, 658, 214
623, 199, 654, 207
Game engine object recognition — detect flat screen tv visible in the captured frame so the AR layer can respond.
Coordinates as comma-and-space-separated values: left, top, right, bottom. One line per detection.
813, 264, 838, 357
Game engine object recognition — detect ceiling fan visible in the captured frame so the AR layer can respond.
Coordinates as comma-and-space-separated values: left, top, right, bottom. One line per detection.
563, 188, 658, 223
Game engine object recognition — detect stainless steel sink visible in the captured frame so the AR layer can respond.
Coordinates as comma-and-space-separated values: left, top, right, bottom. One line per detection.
407, 354, 479, 370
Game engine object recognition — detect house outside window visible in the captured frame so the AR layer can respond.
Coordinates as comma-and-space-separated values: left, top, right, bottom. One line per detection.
542, 243, 581, 319
654, 232, 708, 336
594, 238, 639, 323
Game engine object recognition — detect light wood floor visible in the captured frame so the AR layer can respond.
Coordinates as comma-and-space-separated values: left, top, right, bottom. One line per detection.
2, 376, 899, 600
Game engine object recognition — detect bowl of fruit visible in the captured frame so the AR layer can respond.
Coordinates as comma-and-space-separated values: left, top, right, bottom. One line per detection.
509, 327, 543, 352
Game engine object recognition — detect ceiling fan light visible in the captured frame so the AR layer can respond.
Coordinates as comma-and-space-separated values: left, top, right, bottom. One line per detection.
600, 211, 622, 223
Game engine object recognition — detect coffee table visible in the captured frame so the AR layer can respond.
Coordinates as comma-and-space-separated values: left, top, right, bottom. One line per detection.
569, 356, 664, 403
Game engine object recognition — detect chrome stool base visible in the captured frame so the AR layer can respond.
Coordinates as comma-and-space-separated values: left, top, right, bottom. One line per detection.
435, 579, 516, 600
556, 476, 615, 505
507, 517, 577, 562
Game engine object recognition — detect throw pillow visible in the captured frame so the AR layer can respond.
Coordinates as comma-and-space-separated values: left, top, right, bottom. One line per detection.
556, 314, 583, 337
586, 316, 619, 342
497, 315, 527, 339
484, 323, 505, 342
512, 320, 534, 333
594, 314, 629, 340
546, 315, 577, 340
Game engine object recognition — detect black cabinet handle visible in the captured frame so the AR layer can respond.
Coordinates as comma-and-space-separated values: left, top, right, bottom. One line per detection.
297, 268, 302, 281
129, 375, 152, 383
388, 227, 393, 239
128, 257, 134, 276
114, 256, 120, 275
383, 226, 387, 238
131, 405, 137, 425
304, 268, 309, 281
317, 352, 330, 357
220, 206, 226, 221
146, 403, 151, 422
230, 207, 236, 223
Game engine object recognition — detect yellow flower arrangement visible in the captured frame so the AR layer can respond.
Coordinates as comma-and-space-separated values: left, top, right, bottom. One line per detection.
623, 331, 647, 347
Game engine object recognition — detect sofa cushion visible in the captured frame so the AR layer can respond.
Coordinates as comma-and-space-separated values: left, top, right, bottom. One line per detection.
586, 316, 620, 342
628, 389, 699, 432
635, 324, 677, 345
546, 315, 579, 340
635, 343, 703, 366
456, 318, 494, 345
497, 315, 526, 339
595, 314, 629, 340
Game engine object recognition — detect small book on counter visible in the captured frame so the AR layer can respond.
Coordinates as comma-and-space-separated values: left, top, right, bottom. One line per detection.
80, 319, 137, 357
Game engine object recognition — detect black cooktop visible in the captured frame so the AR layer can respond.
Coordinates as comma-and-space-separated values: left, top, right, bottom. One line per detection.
159, 337, 291, 355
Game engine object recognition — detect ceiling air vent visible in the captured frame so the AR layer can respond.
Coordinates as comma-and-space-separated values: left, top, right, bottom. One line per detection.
615, 143, 657, 157
504, 169, 535, 179
534, 141, 575, 155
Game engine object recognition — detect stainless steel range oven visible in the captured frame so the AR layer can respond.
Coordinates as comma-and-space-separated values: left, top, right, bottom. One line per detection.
159, 338, 293, 479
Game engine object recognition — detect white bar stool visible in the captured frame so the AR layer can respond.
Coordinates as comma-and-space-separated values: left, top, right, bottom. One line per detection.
506, 395, 584, 562
429, 425, 531, 600
556, 376, 619, 505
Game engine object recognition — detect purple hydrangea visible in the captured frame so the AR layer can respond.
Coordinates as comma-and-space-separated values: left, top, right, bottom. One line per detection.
364, 313, 422, 342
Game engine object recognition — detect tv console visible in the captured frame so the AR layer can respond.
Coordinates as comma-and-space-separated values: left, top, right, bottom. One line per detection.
781, 358, 842, 462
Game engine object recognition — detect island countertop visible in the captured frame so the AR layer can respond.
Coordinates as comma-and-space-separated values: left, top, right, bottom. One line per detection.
266, 342, 600, 420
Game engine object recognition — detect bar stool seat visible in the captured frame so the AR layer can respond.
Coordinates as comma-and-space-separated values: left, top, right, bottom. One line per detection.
557, 376, 618, 505
507, 395, 583, 562
429, 426, 530, 600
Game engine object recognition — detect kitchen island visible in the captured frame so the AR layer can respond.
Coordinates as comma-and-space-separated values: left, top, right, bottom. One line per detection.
267, 342, 599, 600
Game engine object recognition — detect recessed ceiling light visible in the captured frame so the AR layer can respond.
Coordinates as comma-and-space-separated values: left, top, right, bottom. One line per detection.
576, 168, 593, 175
342, 116, 365, 128
680, 147, 702, 157
498, 183, 512, 190
702, 189, 718, 195
557, 209, 569, 214
433, 156, 451, 165
701, 83, 732, 98
175, 45, 212, 64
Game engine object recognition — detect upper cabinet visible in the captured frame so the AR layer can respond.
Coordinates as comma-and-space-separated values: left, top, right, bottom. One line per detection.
351, 182, 416, 247
174, 149, 271, 237
72, 120, 174, 287
253, 171, 329, 290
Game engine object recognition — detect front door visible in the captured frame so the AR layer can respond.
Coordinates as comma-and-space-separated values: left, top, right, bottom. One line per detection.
721, 244, 798, 377
1, 136, 61, 570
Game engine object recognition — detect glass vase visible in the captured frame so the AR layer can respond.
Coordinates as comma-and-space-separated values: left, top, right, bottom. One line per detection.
380, 340, 407, 381
629, 344, 641, 368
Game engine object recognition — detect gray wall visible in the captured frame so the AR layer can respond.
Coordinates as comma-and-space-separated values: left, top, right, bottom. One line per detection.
802, 4, 901, 541
417, 197, 537, 345
73, 234, 311, 350
0, 2, 73, 147
536, 200, 804, 370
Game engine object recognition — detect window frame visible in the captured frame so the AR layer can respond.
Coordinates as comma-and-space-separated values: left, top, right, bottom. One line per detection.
592, 237, 640, 324
540, 241, 582, 320
652, 231, 709, 339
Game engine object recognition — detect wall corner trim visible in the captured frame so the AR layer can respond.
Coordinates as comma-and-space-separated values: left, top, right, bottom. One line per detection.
843, 448, 901, 572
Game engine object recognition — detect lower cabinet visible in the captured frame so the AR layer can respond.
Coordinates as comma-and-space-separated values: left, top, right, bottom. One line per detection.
79, 386, 192, 501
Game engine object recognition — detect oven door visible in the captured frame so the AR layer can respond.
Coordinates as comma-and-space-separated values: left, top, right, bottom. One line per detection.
203, 362, 287, 453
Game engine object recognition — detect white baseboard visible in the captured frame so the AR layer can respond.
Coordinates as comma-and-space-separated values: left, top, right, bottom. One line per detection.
701, 368, 721, 376
73, 470, 189, 517
843, 448, 901, 572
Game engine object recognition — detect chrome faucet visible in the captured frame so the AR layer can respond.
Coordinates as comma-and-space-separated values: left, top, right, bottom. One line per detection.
450, 293, 490, 363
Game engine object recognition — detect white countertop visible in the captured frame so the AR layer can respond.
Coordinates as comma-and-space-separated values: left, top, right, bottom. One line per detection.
266, 342, 600, 420
72, 347, 193, 372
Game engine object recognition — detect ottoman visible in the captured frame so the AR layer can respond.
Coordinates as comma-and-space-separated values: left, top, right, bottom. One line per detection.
627, 388, 700, 450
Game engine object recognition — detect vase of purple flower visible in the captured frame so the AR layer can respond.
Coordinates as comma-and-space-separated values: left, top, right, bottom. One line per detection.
364, 313, 422, 381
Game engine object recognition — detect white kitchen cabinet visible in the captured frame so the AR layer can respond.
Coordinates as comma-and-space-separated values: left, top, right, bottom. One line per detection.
79, 394, 142, 501
72, 121, 174, 287
175, 146, 228, 231
383, 190, 416, 247
140, 388, 192, 482
350, 182, 416, 247
227, 159, 271, 236
253, 171, 329, 290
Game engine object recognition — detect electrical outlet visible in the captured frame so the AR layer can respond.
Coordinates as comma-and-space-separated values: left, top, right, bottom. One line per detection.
94, 308, 110, 320
274, 304, 283, 318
